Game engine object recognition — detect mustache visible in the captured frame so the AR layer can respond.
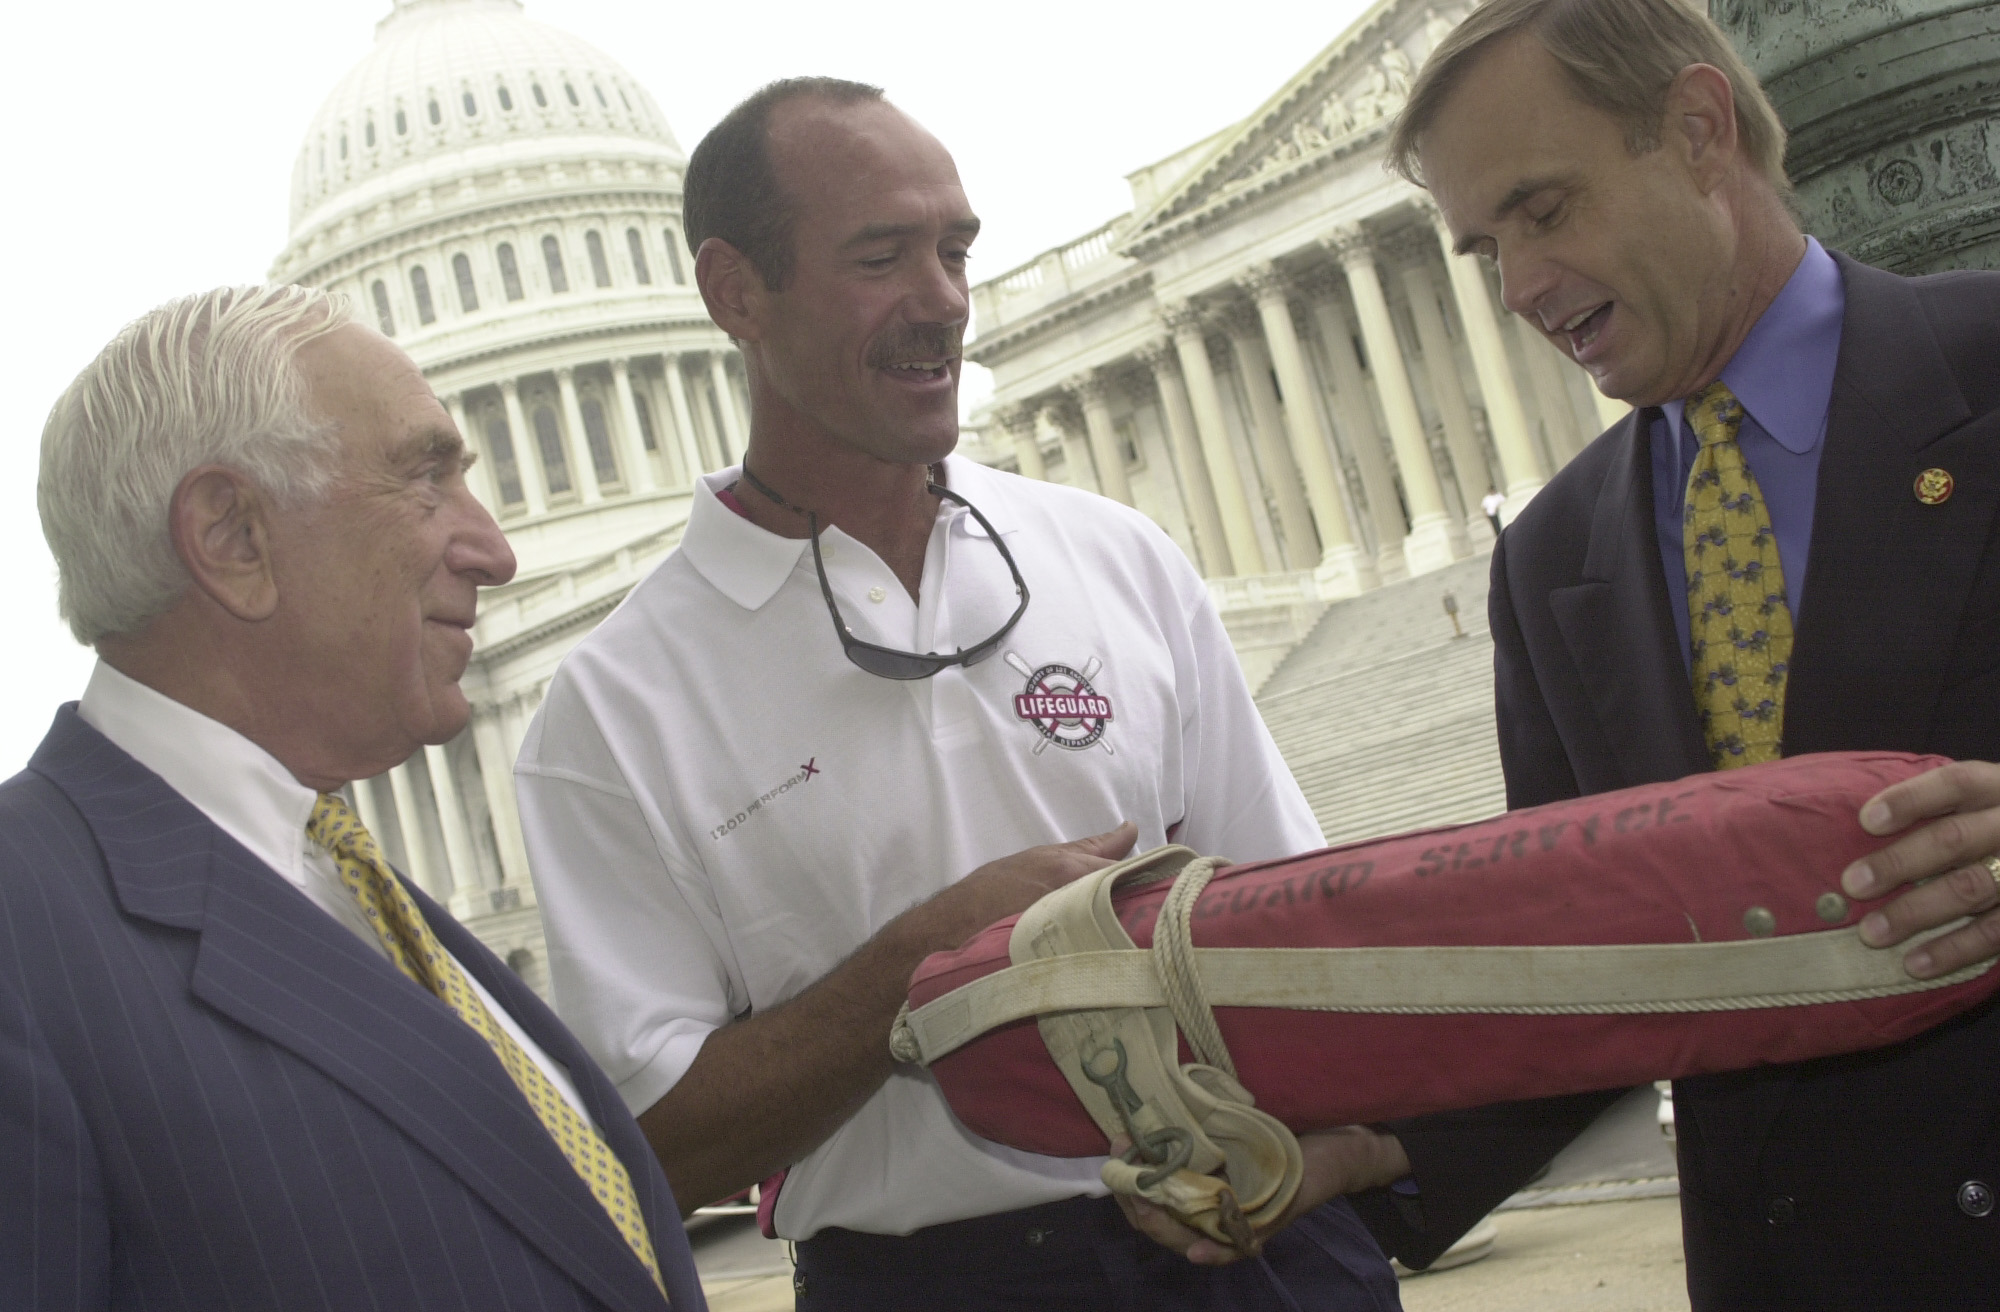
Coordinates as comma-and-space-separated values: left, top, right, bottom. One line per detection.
867, 324, 963, 368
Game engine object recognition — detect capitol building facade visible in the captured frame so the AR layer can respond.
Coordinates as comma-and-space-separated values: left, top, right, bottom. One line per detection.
967, 0, 1626, 683
278, 0, 1612, 982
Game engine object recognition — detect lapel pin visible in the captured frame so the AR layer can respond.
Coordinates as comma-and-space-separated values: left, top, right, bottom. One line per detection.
1914, 468, 1954, 506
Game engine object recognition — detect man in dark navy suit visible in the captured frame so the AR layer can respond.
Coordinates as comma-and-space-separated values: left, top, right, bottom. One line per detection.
1309, 0, 2000, 1307
1, 284, 706, 1311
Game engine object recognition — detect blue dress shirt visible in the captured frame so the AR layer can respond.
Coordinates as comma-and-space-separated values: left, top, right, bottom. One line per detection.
1651, 237, 1846, 667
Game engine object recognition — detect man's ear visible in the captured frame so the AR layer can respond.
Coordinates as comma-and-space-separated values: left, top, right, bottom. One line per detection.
168, 465, 279, 622
695, 236, 770, 342
1665, 62, 1740, 193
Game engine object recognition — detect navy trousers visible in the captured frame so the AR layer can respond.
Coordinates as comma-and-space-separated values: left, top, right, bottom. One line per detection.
792, 1194, 1403, 1311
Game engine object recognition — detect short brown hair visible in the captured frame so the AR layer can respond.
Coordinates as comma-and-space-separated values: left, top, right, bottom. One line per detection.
1387, 0, 1788, 191
682, 76, 885, 291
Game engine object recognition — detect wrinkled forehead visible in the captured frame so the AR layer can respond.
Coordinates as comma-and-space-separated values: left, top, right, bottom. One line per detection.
296, 322, 452, 457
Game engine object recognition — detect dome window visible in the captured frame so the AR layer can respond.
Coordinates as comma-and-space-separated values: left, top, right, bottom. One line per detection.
463, 91, 477, 117
543, 235, 570, 293
593, 83, 608, 107
532, 406, 572, 494
340, 133, 348, 160
498, 84, 514, 112
485, 416, 524, 506
365, 118, 376, 148
626, 228, 651, 285
580, 398, 619, 485
532, 82, 547, 108
564, 82, 579, 106
497, 242, 524, 301
453, 253, 479, 312
371, 280, 396, 336
410, 266, 436, 326
396, 108, 407, 136
619, 88, 632, 111
663, 228, 686, 285
586, 230, 612, 288
428, 98, 441, 126
633, 392, 658, 452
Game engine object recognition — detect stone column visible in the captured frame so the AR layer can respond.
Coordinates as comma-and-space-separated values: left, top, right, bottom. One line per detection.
996, 403, 1046, 481
1306, 285, 1405, 576
1222, 302, 1316, 569
425, 741, 485, 913
352, 775, 391, 854
610, 358, 659, 492
471, 706, 531, 885
388, 759, 448, 900
1511, 313, 1586, 465
555, 366, 605, 503
709, 352, 748, 465
1038, 399, 1096, 493
1239, 265, 1372, 595
1163, 301, 1265, 576
1423, 202, 1546, 518
1070, 372, 1134, 506
1329, 227, 1461, 574
662, 355, 708, 480
442, 392, 497, 513
499, 379, 548, 516
1389, 238, 1495, 548
1139, 339, 1231, 578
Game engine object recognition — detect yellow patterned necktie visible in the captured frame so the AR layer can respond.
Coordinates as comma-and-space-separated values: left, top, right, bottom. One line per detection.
308, 793, 666, 1298
1683, 381, 1794, 769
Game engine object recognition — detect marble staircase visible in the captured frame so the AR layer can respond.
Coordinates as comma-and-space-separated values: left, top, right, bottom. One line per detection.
1255, 554, 1509, 847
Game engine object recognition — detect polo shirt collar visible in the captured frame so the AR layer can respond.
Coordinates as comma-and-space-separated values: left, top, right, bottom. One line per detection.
679, 454, 1021, 612
1662, 236, 1843, 454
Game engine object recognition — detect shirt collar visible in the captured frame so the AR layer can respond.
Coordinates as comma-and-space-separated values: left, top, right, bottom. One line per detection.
75, 660, 320, 886
678, 453, 1020, 611
1661, 236, 1844, 454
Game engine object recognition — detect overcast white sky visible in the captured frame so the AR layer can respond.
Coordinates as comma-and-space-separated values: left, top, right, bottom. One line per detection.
0, 0, 1376, 771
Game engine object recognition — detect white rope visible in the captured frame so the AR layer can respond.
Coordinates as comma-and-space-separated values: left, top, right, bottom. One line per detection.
1152, 856, 1234, 1076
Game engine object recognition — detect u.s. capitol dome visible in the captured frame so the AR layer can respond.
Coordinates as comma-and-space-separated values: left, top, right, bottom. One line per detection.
271, 0, 747, 988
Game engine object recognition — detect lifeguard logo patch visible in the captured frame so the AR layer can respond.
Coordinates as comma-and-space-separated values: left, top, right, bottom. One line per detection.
1004, 651, 1115, 755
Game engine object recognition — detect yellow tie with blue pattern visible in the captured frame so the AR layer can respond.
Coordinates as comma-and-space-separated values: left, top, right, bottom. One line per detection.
308, 792, 666, 1298
1683, 381, 1794, 769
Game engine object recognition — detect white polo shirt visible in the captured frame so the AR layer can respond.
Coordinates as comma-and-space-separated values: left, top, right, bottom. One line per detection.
517, 455, 1323, 1238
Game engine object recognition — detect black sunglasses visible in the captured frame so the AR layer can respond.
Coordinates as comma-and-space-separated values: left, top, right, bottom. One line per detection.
808, 484, 1030, 680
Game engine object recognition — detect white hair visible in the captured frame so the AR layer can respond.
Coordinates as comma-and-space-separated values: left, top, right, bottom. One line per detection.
39, 285, 355, 645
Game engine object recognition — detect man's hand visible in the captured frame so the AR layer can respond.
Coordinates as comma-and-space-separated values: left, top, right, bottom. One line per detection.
642, 822, 1137, 1214
1112, 1126, 1411, 1266
888, 822, 1139, 956
1841, 760, 2000, 979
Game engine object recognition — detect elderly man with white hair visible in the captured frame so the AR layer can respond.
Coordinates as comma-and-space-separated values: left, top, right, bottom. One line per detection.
1, 285, 705, 1312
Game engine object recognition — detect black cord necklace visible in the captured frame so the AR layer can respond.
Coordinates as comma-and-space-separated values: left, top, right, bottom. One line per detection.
738, 461, 814, 518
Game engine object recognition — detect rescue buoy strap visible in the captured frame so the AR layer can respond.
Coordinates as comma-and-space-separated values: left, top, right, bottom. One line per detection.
894, 918, 1986, 1067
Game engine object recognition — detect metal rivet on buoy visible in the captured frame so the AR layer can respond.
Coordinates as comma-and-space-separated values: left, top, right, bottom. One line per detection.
1744, 906, 1777, 938
1915, 468, 1954, 505
1816, 892, 1849, 923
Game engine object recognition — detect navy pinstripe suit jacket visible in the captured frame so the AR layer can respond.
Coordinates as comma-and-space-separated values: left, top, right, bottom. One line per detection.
0, 706, 707, 1312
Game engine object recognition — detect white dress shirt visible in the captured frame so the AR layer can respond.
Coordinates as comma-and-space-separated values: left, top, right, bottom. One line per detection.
78, 660, 592, 1122
518, 456, 1325, 1236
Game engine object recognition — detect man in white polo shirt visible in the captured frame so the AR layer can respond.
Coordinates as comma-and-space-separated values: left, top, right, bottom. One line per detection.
516, 77, 1404, 1310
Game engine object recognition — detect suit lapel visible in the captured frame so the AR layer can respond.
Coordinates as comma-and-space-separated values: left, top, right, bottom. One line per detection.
429, 889, 707, 1312
32, 709, 672, 1312
1548, 411, 1711, 787
1785, 254, 1997, 754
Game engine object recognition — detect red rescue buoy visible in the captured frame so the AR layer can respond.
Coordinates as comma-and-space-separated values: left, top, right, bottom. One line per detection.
905, 752, 2000, 1158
